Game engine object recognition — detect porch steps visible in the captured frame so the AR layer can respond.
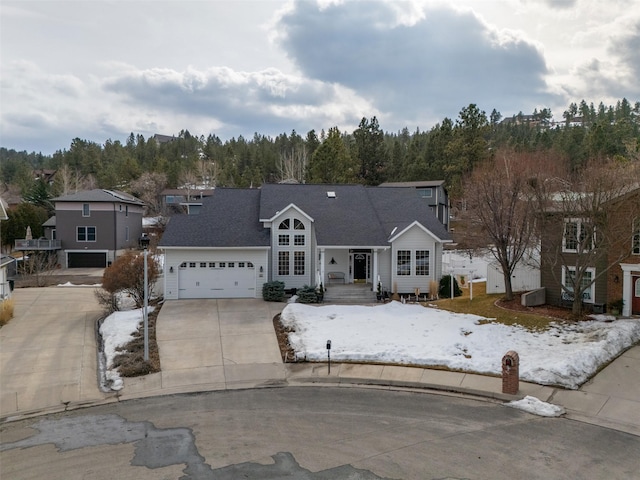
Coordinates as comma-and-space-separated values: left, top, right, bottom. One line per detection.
322, 283, 376, 305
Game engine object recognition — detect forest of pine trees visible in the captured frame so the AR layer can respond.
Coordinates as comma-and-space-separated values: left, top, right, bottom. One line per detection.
2, 98, 639, 210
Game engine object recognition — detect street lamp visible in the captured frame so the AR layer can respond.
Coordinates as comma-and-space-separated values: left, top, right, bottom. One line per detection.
139, 233, 151, 361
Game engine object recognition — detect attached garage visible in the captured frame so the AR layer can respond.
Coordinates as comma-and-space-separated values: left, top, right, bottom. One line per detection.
177, 260, 258, 299
67, 252, 107, 268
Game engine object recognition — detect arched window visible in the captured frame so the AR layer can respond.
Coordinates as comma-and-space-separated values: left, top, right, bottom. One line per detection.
279, 219, 290, 230
294, 219, 305, 230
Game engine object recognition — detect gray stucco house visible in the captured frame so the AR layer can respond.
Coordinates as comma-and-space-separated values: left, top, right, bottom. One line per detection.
160, 183, 452, 299
39, 189, 145, 268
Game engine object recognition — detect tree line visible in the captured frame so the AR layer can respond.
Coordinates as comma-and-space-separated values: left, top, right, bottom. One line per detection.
1, 98, 639, 211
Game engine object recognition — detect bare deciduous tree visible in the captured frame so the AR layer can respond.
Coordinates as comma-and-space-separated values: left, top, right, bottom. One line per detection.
277, 145, 307, 183
464, 149, 564, 300
130, 172, 167, 216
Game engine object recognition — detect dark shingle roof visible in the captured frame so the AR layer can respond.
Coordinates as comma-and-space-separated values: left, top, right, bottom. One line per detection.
160, 188, 270, 247
260, 184, 451, 245
52, 189, 144, 205
160, 184, 452, 248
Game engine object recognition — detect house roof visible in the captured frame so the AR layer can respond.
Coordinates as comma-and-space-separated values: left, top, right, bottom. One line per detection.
43, 216, 56, 227
160, 184, 451, 248
52, 189, 145, 206
160, 188, 270, 248
379, 180, 445, 188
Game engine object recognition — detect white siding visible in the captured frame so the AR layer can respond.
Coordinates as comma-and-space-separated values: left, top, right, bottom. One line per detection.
323, 249, 350, 284
271, 211, 313, 289
377, 248, 392, 291
163, 249, 268, 299
391, 225, 438, 294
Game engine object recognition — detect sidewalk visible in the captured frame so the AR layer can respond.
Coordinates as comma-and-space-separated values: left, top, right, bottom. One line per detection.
1, 289, 639, 438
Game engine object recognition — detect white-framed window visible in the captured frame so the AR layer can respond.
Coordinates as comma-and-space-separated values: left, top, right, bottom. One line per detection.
563, 218, 593, 252
294, 234, 305, 246
278, 234, 289, 246
633, 218, 640, 255
294, 219, 305, 230
415, 250, 430, 275
279, 219, 290, 230
397, 250, 411, 275
82, 203, 90, 217
562, 266, 595, 303
278, 251, 290, 275
77, 226, 96, 242
294, 251, 305, 275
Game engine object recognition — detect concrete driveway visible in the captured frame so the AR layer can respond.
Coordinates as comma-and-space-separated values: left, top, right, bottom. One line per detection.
0, 287, 106, 417
119, 298, 286, 399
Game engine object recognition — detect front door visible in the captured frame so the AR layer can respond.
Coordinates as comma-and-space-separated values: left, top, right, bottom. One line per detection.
633, 275, 640, 315
352, 253, 370, 283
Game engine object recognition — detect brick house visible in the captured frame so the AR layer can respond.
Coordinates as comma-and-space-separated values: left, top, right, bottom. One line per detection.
540, 187, 640, 316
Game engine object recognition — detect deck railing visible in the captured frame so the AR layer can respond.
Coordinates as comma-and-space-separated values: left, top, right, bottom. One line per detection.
14, 239, 61, 250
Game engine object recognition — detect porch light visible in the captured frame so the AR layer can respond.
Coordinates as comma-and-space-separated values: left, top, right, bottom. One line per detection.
330, 257, 337, 265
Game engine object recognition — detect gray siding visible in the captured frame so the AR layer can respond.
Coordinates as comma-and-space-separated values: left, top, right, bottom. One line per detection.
391, 225, 438, 294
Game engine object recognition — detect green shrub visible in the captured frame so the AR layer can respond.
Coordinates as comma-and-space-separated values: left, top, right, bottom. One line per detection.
262, 281, 285, 302
439, 275, 462, 298
297, 284, 318, 304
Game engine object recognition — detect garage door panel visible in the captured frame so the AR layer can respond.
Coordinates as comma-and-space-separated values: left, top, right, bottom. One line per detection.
178, 262, 256, 299
68, 252, 107, 268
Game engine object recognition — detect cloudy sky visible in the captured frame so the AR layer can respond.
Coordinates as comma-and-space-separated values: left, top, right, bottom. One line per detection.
1, 0, 639, 154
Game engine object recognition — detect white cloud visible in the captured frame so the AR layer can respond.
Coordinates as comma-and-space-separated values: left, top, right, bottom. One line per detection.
0, 0, 637, 153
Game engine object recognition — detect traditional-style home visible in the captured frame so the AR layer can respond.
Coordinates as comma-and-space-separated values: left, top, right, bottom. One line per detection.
15, 189, 145, 268
540, 187, 640, 316
159, 184, 453, 299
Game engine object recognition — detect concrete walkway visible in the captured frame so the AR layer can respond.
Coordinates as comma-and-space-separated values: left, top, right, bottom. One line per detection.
1, 288, 639, 437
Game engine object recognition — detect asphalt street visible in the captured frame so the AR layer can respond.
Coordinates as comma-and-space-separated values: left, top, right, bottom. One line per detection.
2, 387, 639, 480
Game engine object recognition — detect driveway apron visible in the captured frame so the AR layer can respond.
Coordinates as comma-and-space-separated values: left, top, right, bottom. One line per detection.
154, 299, 285, 393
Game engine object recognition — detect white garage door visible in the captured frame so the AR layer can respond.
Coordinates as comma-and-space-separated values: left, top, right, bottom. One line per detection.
178, 261, 256, 299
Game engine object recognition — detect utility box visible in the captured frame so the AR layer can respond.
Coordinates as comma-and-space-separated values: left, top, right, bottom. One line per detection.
502, 350, 520, 395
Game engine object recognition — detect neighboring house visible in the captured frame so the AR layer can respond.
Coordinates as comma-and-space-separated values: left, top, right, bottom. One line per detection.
15, 189, 145, 268
1, 255, 17, 299
540, 188, 640, 316
1, 199, 15, 299
34, 169, 57, 185
379, 180, 450, 231
159, 188, 215, 215
159, 184, 453, 299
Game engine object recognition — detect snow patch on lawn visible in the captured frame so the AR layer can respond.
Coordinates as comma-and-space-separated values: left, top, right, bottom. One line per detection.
280, 301, 640, 389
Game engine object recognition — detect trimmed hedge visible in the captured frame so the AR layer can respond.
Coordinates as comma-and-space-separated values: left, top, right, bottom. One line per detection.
262, 281, 285, 302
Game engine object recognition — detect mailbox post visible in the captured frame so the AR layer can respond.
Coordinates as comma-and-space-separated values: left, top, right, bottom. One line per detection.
326, 340, 331, 374
502, 350, 520, 395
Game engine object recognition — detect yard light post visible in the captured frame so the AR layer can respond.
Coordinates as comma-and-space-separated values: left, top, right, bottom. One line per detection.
139, 234, 151, 362
326, 340, 331, 374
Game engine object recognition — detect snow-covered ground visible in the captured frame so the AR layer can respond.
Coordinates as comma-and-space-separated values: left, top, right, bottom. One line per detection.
99, 309, 151, 390
280, 301, 640, 390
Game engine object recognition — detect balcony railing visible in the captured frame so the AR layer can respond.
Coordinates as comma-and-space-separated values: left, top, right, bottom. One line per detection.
14, 239, 61, 250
